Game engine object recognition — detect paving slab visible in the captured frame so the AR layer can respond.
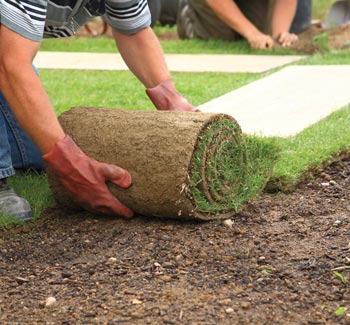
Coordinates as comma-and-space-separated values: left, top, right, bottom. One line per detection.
34, 51, 304, 73
199, 65, 350, 137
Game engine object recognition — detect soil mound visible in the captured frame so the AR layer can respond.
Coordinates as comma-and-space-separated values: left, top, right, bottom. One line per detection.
287, 23, 350, 54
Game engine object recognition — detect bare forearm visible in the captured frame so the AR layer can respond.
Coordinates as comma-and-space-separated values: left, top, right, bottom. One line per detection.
206, 0, 259, 39
271, 0, 297, 38
0, 25, 65, 153
0, 68, 65, 153
112, 27, 170, 88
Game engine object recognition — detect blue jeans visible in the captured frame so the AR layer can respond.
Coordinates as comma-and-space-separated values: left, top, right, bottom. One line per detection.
290, 0, 312, 34
0, 93, 44, 179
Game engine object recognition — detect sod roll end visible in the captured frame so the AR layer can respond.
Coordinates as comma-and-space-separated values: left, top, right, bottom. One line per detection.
48, 107, 250, 220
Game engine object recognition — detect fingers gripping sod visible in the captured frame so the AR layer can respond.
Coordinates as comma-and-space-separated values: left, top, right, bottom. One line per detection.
43, 136, 133, 217
146, 79, 200, 112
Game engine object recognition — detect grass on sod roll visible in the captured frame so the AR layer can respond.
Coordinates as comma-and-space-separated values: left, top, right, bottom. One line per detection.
190, 117, 280, 214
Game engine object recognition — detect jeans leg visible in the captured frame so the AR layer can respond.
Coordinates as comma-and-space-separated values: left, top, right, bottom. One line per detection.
0, 92, 44, 175
290, 0, 312, 34
0, 95, 15, 179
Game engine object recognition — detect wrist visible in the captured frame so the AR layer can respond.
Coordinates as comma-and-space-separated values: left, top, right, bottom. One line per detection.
146, 79, 177, 110
243, 26, 262, 41
42, 135, 81, 173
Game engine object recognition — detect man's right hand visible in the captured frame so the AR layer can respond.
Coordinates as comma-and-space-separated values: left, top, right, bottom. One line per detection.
247, 32, 274, 49
43, 135, 133, 217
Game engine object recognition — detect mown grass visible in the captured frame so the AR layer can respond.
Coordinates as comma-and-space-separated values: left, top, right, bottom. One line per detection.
40, 36, 296, 55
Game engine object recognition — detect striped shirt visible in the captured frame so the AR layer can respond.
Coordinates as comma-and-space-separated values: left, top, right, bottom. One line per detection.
0, 0, 151, 41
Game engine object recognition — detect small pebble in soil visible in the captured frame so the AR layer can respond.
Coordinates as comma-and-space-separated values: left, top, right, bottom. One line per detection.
45, 297, 57, 307
132, 298, 142, 305
223, 219, 234, 228
108, 257, 117, 263
15, 276, 29, 284
240, 301, 252, 309
333, 220, 342, 227
159, 275, 172, 282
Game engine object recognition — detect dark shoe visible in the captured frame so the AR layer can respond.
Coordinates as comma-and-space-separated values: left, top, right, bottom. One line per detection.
0, 178, 32, 221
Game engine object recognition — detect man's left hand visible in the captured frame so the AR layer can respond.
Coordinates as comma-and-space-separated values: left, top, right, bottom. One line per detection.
146, 79, 200, 112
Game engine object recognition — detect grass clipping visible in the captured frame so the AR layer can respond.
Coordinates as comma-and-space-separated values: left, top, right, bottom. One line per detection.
50, 107, 277, 220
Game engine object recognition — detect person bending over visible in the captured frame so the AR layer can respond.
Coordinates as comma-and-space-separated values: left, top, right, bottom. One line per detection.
177, 0, 312, 49
0, 0, 196, 221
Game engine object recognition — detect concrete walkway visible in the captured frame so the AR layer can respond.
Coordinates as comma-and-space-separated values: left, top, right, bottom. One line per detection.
34, 51, 350, 138
200, 65, 350, 137
34, 51, 304, 73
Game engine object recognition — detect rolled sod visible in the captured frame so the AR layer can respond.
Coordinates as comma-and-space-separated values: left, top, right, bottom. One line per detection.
49, 107, 252, 220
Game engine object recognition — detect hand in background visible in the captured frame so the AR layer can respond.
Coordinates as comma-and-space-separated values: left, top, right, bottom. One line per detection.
276, 32, 299, 47
247, 32, 274, 49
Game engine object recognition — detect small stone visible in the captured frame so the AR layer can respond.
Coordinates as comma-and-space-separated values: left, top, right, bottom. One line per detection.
159, 275, 172, 282
223, 219, 234, 228
198, 252, 207, 259
163, 262, 173, 268
45, 297, 57, 307
219, 299, 232, 305
240, 302, 251, 309
321, 182, 330, 187
61, 271, 73, 278
225, 308, 234, 313
108, 257, 117, 263
154, 262, 161, 267
132, 298, 142, 305
15, 276, 29, 284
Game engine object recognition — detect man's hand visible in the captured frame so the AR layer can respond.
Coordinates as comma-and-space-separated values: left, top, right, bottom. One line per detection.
43, 135, 133, 217
276, 32, 298, 47
247, 32, 274, 49
146, 79, 200, 112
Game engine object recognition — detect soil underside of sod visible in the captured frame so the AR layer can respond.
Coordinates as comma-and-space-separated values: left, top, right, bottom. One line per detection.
1, 158, 350, 324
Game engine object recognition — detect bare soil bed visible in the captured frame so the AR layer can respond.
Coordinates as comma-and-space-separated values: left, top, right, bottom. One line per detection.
1, 158, 350, 324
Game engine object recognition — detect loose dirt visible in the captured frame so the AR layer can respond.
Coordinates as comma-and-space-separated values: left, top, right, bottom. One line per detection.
1, 158, 350, 324
286, 23, 350, 54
